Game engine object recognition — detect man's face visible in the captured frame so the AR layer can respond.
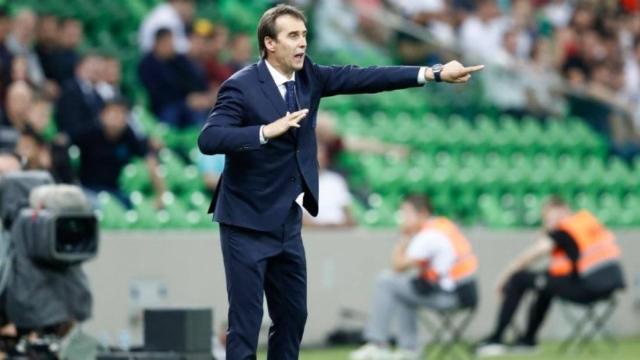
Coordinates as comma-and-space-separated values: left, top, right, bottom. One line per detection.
37, 15, 59, 43
399, 202, 424, 235
541, 205, 569, 231
266, 15, 307, 73
232, 34, 252, 62
103, 59, 121, 85
155, 34, 175, 58
172, 0, 195, 23
6, 84, 32, 120
61, 20, 83, 48
101, 105, 128, 139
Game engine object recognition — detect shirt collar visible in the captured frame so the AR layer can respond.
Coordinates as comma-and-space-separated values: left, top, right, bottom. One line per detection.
265, 59, 295, 87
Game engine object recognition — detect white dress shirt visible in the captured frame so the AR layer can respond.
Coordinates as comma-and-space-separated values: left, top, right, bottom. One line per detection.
259, 59, 427, 143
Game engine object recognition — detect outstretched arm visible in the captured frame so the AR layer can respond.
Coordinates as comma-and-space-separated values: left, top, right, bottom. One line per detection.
314, 60, 484, 97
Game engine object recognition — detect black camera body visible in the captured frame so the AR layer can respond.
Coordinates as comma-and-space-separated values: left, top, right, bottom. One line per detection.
15, 209, 98, 267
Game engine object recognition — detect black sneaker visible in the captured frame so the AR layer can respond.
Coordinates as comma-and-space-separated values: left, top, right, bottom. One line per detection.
511, 338, 539, 355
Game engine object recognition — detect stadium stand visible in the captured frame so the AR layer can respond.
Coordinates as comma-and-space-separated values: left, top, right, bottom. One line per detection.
5, 0, 640, 231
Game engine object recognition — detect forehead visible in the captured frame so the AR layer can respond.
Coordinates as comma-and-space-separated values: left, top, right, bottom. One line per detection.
274, 14, 307, 34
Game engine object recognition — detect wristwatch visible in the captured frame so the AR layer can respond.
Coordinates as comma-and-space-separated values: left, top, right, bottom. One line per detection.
431, 63, 443, 82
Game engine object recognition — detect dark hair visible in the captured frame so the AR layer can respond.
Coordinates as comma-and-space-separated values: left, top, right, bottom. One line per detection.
545, 194, 568, 208
154, 27, 173, 43
257, 4, 306, 58
403, 194, 434, 214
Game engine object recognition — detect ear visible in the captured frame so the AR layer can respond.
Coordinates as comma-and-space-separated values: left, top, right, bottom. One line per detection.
264, 36, 276, 54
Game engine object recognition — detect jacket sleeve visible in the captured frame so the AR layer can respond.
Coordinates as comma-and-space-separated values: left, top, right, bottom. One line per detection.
312, 63, 423, 97
197, 79, 262, 155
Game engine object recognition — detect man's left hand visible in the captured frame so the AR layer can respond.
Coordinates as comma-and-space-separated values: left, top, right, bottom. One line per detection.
426, 61, 485, 83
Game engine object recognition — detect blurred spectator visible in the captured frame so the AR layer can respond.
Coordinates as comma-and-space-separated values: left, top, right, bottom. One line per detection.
138, 28, 209, 128
227, 32, 253, 73
75, 98, 165, 208
459, 0, 507, 62
10, 55, 35, 86
350, 195, 477, 360
542, 0, 574, 29
22, 95, 73, 183
0, 151, 21, 175
315, 111, 408, 168
96, 55, 124, 101
314, 0, 381, 55
49, 17, 84, 84
139, 0, 194, 54
5, 9, 48, 92
303, 143, 355, 228
0, 81, 32, 130
55, 53, 103, 142
34, 13, 60, 82
524, 38, 565, 117
197, 21, 233, 89
482, 28, 530, 117
387, 0, 454, 65
476, 197, 624, 356
27, 95, 56, 140
198, 153, 225, 193
186, 20, 218, 103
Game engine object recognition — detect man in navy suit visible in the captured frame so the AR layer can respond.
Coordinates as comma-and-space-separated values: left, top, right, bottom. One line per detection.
198, 4, 483, 359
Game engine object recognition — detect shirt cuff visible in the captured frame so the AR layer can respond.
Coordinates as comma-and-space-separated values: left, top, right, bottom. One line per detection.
417, 67, 427, 85
259, 125, 268, 144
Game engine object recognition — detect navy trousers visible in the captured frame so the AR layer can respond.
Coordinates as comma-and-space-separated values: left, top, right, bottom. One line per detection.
219, 204, 307, 360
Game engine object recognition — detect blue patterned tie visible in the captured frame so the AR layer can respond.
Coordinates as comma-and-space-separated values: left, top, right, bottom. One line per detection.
284, 81, 298, 113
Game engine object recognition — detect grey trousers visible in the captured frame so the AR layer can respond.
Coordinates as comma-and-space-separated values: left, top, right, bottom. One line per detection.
364, 270, 459, 350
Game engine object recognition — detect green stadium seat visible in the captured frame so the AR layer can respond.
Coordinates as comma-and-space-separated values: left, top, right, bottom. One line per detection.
120, 160, 151, 194
97, 191, 128, 229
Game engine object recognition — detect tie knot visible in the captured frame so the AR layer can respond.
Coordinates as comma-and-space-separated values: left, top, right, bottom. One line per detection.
284, 80, 296, 91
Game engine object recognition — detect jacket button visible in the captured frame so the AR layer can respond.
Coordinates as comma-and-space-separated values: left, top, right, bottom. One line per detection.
290, 176, 296, 182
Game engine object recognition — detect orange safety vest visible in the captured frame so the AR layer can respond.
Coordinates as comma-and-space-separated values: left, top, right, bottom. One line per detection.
549, 210, 621, 277
419, 217, 478, 283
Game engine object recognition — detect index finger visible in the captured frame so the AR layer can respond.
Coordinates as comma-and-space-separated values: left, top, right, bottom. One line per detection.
463, 65, 485, 73
288, 109, 309, 117
289, 111, 308, 122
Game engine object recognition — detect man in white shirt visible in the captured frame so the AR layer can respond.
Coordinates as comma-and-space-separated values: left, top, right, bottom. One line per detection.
138, 0, 194, 54
351, 195, 478, 360
303, 142, 355, 227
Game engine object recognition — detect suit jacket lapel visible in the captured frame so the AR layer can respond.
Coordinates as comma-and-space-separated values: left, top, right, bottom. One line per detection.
257, 59, 287, 119
295, 70, 311, 142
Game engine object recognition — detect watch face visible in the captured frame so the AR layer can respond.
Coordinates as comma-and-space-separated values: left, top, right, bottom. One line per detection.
432, 64, 443, 72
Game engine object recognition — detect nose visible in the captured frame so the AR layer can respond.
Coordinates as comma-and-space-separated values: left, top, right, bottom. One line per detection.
300, 37, 307, 49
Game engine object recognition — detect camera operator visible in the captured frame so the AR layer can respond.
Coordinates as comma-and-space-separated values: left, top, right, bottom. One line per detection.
0, 177, 101, 359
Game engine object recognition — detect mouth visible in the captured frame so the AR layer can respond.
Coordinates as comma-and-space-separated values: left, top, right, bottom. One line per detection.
294, 53, 304, 61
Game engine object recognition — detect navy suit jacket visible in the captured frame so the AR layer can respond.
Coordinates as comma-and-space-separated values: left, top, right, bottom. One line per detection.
198, 57, 421, 231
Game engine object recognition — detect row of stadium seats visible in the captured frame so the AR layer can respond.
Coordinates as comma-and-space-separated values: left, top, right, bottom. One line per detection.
336, 112, 607, 155
97, 190, 216, 230
19, 0, 639, 230
352, 189, 640, 229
